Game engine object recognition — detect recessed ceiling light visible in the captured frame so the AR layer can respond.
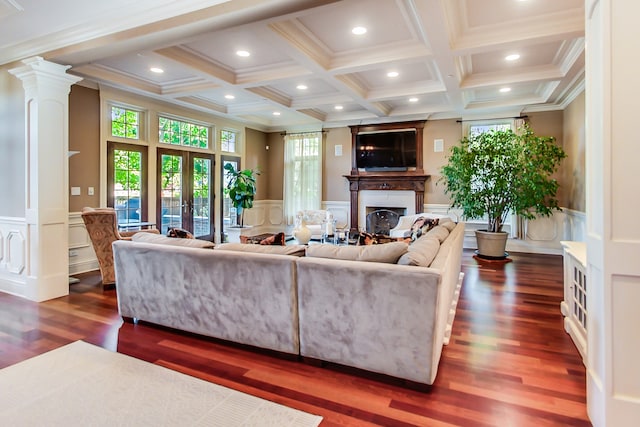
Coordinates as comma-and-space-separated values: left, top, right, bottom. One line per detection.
296, 84, 308, 90
387, 71, 399, 78
236, 50, 250, 57
352, 26, 367, 35
500, 87, 512, 93
225, 94, 235, 100
505, 54, 520, 61
150, 67, 164, 73
409, 97, 419, 103
334, 105, 344, 110
273, 111, 281, 116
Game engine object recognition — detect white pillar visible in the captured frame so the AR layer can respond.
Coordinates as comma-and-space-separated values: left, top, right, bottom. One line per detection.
585, 1, 640, 425
9, 57, 82, 302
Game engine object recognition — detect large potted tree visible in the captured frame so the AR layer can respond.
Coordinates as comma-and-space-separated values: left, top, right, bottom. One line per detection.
440, 124, 566, 259
223, 163, 259, 228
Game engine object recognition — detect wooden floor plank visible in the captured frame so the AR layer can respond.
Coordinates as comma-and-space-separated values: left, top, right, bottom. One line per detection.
0, 249, 590, 426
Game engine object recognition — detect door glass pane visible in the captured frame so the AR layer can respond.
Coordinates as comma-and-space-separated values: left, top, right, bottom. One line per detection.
193, 157, 211, 237
113, 149, 142, 225
160, 154, 183, 234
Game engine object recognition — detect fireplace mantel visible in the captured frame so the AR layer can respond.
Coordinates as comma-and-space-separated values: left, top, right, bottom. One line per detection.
344, 173, 430, 230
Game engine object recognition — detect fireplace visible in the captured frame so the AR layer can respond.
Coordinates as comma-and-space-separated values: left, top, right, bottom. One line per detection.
365, 207, 407, 234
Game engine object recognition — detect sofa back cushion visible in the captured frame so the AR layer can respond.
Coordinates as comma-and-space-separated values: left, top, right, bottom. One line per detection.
397, 236, 440, 267
131, 232, 215, 249
215, 243, 307, 257
423, 225, 450, 243
306, 241, 408, 264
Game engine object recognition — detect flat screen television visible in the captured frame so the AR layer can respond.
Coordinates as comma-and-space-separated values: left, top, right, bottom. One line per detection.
355, 129, 417, 171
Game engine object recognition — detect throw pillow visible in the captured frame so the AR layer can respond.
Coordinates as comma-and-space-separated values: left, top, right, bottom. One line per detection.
409, 217, 439, 242
166, 227, 194, 239
259, 232, 286, 246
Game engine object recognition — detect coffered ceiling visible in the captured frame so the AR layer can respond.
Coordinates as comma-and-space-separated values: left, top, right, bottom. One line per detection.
1, 0, 585, 131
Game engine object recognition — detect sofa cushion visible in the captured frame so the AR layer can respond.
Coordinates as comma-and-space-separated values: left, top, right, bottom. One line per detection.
215, 243, 306, 256
423, 225, 450, 243
306, 241, 408, 264
397, 236, 440, 267
132, 232, 215, 249
440, 220, 457, 232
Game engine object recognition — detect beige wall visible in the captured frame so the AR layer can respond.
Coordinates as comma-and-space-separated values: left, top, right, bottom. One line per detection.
265, 132, 285, 200
562, 91, 586, 212
69, 85, 100, 212
244, 127, 269, 201
423, 119, 463, 204
324, 127, 352, 201
0, 62, 26, 217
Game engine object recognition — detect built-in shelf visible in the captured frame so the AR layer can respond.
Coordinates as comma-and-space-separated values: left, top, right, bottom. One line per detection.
560, 240, 587, 365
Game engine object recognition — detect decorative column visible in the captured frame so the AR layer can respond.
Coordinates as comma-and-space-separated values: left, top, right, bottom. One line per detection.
9, 57, 82, 302
585, 1, 640, 425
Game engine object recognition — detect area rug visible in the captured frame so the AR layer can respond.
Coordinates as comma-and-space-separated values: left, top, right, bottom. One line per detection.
0, 341, 322, 426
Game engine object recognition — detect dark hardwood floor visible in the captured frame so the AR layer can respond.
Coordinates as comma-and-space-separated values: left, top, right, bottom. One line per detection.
0, 250, 590, 426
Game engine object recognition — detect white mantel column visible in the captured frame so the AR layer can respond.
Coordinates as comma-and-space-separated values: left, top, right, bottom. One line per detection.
9, 57, 82, 302
585, 1, 640, 425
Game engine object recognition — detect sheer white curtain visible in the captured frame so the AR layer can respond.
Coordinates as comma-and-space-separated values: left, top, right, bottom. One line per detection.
283, 132, 323, 225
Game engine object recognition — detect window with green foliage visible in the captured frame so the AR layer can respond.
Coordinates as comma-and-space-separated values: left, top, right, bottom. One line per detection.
111, 106, 140, 139
221, 129, 238, 152
107, 143, 147, 225
159, 117, 209, 149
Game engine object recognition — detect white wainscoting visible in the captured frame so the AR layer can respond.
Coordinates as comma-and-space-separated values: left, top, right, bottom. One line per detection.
0, 217, 28, 297
68, 212, 99, 275
423, 204, 586, 255
242, 201, 585, 255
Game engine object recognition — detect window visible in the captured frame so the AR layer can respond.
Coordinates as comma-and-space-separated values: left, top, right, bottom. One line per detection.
159, 116, 209, 149
111, 106, 140, 139
283, 132, 323, 224
107, 143, 147, 225
220, 129, 238, 152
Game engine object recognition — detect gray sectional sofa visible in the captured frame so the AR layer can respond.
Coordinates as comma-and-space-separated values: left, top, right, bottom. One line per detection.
112, 220, 465, 385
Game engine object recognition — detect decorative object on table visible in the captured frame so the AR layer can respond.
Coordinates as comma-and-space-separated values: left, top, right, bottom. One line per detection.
334, 227, 349, 245
293, 220, 312, 245
166, 227, 194, 239
440, 123, 566, 259
223, 163, 260, 227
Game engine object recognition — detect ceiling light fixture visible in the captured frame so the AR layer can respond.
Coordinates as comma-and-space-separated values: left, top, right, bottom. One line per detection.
273, 111, 281, 116
387, 71, 399, 78
505, 54, 520, 61
409, 97, 419, 103
352, 26, 367, 35
150, 67, 164, 73
500, 87, 512, 93
236, 50, 250, 57
296, 84, 308, 90
334, 105, 344, 110
225, 94, 235, 100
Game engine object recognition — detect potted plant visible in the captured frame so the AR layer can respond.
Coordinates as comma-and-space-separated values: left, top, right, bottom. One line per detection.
440, 124, 566, 259
223, 163, 259, 228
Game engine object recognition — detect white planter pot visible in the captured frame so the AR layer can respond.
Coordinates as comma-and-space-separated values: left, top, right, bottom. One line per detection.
475, 230, 509, 259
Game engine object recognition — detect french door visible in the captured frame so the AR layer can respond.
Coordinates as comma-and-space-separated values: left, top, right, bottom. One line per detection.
157, 148, 214, 240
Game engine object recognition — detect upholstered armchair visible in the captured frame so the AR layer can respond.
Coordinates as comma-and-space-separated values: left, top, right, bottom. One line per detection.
81, 207, 160, 287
